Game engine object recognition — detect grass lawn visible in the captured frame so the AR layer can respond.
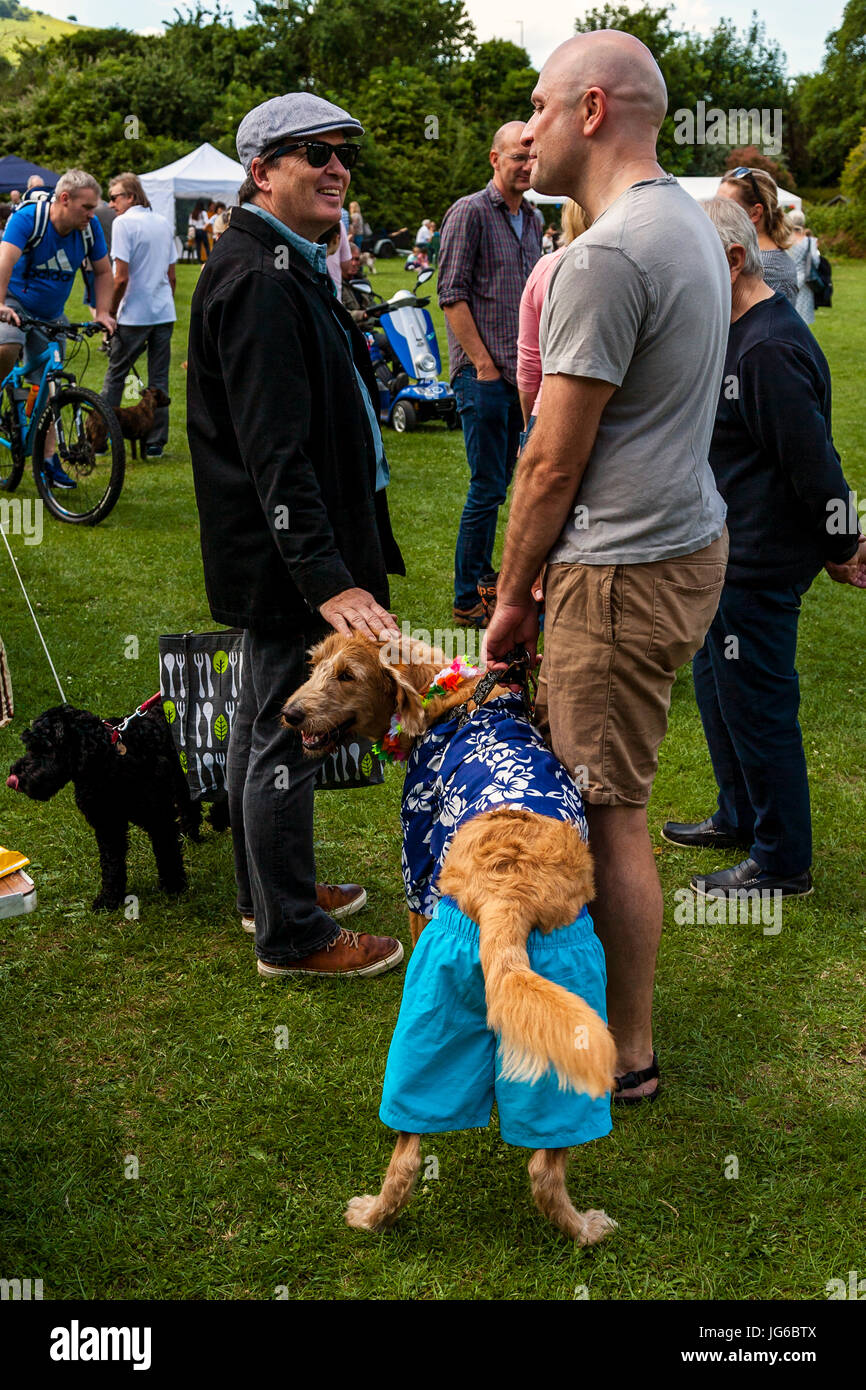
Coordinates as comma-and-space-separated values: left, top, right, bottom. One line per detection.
0, 254, 864, 1302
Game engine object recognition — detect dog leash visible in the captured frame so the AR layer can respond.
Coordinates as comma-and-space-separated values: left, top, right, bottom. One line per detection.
454, 646, 537, 729
0, 527, 67, 703
2, 529, 163, 737
105, 691, 162, 754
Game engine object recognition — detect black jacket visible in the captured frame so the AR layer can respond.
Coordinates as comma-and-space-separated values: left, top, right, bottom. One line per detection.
710, 292, 859, 589
187, 206, 404, 631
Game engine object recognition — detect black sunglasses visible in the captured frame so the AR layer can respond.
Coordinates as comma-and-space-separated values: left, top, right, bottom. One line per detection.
729, 166, 763, 205
266, 140, 360, 171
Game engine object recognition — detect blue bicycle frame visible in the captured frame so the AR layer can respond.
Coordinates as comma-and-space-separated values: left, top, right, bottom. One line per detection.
0, 337, 68, 460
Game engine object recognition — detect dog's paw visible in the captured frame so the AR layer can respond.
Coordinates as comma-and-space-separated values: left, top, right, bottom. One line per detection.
160, 879, 187, 897
576, 1209, 618, 1246
91, 894, 123, 912
345, 1195, 389, 1232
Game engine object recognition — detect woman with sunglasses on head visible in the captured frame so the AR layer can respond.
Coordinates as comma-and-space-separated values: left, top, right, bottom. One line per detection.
717, 166, 797, 306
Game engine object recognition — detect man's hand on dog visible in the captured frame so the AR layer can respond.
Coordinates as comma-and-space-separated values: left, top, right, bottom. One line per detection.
483, 593, 541, 676
319, 588, 401, 642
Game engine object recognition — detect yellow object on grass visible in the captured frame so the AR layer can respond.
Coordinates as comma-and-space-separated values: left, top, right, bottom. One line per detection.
0, 847, 30, 878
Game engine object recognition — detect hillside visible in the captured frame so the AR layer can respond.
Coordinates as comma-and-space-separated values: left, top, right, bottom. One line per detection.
0, 7, 81, 63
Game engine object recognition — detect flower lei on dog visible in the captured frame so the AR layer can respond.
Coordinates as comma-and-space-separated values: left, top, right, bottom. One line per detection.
373, 658, 482, 764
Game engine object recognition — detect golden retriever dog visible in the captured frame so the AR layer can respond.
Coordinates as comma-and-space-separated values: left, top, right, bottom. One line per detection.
282, 633, 617, 1244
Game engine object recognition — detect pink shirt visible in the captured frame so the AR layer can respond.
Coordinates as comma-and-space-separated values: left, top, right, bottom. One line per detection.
516, 246, 566, 415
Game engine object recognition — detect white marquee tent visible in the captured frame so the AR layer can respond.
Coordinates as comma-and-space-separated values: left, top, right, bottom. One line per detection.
139, 142, 246, 231
526, 175, 801, 210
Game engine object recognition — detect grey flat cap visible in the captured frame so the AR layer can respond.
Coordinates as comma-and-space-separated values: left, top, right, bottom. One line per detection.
236, 94, 364, 171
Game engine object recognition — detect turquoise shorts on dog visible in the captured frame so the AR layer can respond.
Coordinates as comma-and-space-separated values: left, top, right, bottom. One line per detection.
379, 895, 613, 1149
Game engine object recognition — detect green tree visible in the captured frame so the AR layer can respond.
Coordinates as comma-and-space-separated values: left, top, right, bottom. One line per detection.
349, 61, 452, 231
794, 0, 866, 186
279, 0, 474, 96
841, 127, 866, 203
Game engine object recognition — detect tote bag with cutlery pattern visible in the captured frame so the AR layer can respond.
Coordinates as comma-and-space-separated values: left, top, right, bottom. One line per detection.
158, 631, 383, 799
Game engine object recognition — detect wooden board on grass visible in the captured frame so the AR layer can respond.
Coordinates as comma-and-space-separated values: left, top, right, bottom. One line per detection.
0, 869, 36, 919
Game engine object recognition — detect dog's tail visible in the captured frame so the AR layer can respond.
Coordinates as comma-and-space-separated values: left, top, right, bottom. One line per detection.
477, 896, 616, 1097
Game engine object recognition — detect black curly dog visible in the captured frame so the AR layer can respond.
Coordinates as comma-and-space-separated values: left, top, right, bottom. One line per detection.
6, 704, 202, 911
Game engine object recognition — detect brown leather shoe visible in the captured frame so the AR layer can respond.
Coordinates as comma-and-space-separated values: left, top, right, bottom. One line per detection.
241, 883, 367, 934
316, 882, 368, 920
453, 602, 488, 629
257, 927, 404, 979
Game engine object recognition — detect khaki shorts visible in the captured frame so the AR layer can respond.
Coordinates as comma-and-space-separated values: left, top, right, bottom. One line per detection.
536, 532, 728, 807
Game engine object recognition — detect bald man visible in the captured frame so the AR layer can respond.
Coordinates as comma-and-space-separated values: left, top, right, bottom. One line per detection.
438, 121, 543, 627
486, 31, 731, 1103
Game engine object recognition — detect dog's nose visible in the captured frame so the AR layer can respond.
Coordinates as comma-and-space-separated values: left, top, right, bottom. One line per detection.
6, 774, 19, 790
281, 703, 305, 727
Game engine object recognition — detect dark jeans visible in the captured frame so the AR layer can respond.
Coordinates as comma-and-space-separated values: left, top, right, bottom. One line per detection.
692, 582, 812, 876
453, 366, 522, 610
227, 628, 339, 963
102, 321, 173, 449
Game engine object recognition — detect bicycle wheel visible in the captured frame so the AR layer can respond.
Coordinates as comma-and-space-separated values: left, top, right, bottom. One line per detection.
32, 385, 125, 525
0, 383, 25, 492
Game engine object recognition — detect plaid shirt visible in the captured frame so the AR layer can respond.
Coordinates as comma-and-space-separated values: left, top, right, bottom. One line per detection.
437, 180, 542, 385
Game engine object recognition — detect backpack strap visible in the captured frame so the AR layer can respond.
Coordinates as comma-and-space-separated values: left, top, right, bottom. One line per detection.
23, 193, 52, 254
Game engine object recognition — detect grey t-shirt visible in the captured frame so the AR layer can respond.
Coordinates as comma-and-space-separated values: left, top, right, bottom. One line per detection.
540, 175, 729, 565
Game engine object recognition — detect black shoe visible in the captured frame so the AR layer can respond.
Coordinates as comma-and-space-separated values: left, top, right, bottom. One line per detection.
145, 445, 164, 458
690, 857, 813, 899
662, 816, 751, 850
389, 372, 409, 396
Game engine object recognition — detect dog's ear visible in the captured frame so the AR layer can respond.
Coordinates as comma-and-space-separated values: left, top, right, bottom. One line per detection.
382, 661, 427, 737
377, 639, 441, 738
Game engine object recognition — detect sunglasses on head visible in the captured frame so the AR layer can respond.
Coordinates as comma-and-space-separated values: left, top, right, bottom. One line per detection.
266, 140, 360, 171
729, 167, 763, 204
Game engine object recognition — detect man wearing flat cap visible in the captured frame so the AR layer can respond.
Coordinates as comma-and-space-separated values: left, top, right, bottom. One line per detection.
187, 93, 406, 981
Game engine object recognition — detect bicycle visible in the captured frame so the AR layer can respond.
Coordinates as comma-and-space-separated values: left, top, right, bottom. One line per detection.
0, 316, 125, 525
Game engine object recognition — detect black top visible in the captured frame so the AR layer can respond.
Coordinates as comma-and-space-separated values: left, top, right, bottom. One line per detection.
186, 207, 404, 632
709, 291, 859, 588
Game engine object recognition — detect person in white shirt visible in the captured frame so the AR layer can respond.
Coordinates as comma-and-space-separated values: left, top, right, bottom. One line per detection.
415, 218, 433, 246
102, 172, 177, 457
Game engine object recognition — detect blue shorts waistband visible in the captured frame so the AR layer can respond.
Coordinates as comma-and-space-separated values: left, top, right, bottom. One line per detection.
432, 894, 596, 951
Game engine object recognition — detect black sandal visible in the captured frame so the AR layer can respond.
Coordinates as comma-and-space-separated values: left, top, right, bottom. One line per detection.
613, 1052, 661, 1106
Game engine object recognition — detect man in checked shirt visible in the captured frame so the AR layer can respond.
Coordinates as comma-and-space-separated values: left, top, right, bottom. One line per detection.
438, 123, 542, 628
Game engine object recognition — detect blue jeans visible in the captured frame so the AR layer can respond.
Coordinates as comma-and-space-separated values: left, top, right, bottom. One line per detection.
453, 366, 522, 610
692, 582, 813, 876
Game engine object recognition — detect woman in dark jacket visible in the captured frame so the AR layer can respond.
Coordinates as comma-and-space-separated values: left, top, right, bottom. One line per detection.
663, 197, 864, 900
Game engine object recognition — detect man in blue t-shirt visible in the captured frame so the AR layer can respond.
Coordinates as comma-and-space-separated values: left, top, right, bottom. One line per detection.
0, 168, 115, 487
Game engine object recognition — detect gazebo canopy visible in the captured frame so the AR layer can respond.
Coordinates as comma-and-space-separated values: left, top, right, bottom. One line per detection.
138, 143, 245, 229
0, 154, 60, 196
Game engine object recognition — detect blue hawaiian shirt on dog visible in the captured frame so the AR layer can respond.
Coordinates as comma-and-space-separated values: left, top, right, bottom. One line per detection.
401, 693, 589, 917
